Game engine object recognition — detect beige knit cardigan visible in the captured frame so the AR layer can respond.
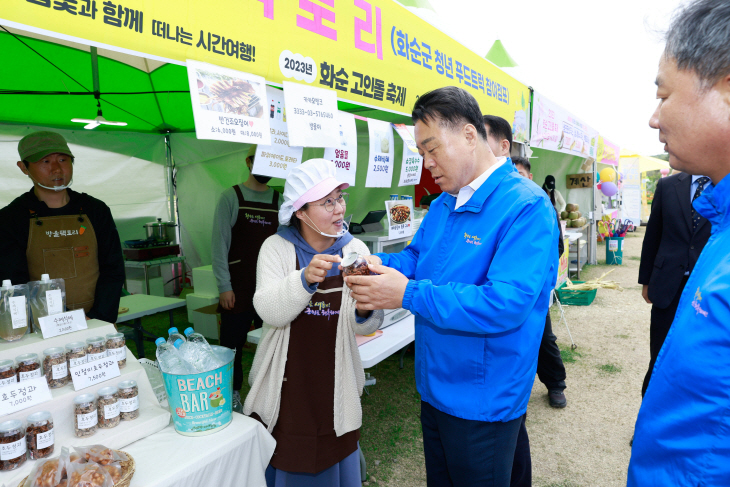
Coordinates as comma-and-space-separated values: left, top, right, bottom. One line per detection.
243, 234, 383, 436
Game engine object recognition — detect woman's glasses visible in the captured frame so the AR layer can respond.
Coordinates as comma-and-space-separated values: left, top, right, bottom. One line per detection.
313, 192, 349, 212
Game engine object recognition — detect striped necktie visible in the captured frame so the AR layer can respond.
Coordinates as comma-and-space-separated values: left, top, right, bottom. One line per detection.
692, 176, 710, 232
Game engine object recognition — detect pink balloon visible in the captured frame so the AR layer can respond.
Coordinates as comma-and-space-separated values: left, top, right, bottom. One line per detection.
601, 181, 618, 197
660, 168, 670, 176
596, 182, 602, 190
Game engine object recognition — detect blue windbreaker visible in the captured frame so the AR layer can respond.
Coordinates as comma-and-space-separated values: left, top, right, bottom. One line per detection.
378, 162, 558, 422
628, 174, 730, 486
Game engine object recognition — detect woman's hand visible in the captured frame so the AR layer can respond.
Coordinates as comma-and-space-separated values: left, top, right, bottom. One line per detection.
304, 254, 342, 285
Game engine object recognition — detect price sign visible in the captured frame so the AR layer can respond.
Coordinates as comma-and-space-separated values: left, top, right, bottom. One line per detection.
398, 126, 423, 187
0, 378, 52, 416
9, 296, 27, 329
366, 119, 395, 188
70, 357, 121, 391
46, 289, 63, 315
38, 309, 87, 339
253, 85, 304, 179
385, 199, 413, 240
284, 81, 339, 148
323, 111, 358, 186
392, 123, 420, 154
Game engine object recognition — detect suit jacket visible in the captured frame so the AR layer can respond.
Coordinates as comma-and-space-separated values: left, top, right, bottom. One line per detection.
638, 173, 711, 309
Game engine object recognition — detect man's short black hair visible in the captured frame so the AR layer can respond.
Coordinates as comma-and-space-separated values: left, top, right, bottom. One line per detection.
483, 115, 513, 154
411, 87, 488, 141
512, 156, 530, 172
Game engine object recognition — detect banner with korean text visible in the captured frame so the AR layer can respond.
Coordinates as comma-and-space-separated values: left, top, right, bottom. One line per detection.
2, 0, 530, 142
530, 92, 599, 159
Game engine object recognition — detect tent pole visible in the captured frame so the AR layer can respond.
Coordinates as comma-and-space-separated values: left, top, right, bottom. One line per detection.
165, 133, 176, 225
90, 47, 100, 96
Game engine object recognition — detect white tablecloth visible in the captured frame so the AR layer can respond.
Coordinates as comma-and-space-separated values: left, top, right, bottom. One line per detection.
125, 414, 275, 487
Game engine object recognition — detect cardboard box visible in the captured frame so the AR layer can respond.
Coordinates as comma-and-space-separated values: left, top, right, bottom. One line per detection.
192, 265, 219, 298
185, 293, 219, 323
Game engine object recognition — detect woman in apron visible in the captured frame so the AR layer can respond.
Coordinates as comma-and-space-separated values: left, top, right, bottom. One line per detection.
244, 159, 383, 486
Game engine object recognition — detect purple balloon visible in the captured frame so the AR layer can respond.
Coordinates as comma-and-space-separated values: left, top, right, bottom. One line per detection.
601, 181, 618, 197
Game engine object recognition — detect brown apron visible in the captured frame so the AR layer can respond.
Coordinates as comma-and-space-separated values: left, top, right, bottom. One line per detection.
26, 210, 100, 314
269, 266, 359, 474
217, 186, 279, 314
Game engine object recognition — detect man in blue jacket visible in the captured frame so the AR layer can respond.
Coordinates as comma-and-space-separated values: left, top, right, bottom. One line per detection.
346, 86, 558, 486
628, 0, 730, 485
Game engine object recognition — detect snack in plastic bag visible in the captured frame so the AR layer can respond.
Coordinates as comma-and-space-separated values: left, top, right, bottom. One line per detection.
68, 451, 86, 464
72, 445, 127, 466
23, 456, 64, 487
66, 461, 114, 487
101, 462, 123, 484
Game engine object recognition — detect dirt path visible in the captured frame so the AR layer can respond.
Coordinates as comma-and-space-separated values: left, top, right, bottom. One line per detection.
382, 228, 650, 487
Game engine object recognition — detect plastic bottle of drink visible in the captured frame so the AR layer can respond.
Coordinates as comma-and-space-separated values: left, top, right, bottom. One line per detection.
179, 328, 222, 372
167, 327, 186, 345
155, 337, 193, 374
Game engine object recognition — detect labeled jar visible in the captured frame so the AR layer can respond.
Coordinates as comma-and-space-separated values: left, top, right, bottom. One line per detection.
0, 359, 16, 388
0, 419, 26, 471
341, 252, 372, 277
117, 380, 139, 421
42, 347, 70, 389
85, 336, 106, 363
25, 411, 54, 460
97, 386, 120, 429
73, 393, 97, 437
15, 353, 41, 382
65, 341, 87, 370
105, 332, 126, 369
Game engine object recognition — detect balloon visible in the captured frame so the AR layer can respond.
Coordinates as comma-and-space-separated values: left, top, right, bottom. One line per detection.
601, 181, 618, 197
596, 173, 601, 183
596, 182, 602, 190
660, 168, 670, 177
599, 167, 616, 182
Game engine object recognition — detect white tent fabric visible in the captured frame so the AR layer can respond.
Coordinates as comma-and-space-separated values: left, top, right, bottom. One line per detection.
0, 124, 169, 243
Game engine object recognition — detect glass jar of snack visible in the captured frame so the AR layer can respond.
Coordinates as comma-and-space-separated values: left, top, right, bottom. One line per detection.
85, 336, 106, 363
15, 353, 41, 382
0, 359, 16, 388
341, 252, 372, 277
73, 393, 97, 438
25, 411, 54, 460
117, 380, 139, 421
42, 347, 70, 389
0, 419, 26, 471
105, 332, 126, 369
97, 386, 120, 429
65, 341, 87, 370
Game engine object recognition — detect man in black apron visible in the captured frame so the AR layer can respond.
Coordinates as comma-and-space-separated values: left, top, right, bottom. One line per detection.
0, 131, 125, 324
212, 145, 282, 413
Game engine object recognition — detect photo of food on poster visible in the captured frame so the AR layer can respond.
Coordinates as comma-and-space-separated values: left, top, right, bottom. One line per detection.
366, 119, 395, 188
386, 199, 413, 240
186, 59, 270, 145
398, 125, 423, 186
283, 81, 339, 148
323, 111, 358, 186
252, 86, 304, 179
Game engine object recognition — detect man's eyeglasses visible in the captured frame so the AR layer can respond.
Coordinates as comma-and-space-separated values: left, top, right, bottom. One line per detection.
313, 192, 349, 212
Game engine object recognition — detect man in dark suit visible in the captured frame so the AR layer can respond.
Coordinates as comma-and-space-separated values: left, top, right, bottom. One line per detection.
638, 172, 712, 396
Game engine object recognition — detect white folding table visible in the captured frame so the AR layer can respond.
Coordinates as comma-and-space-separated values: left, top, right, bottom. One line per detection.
116, 294, 187, 358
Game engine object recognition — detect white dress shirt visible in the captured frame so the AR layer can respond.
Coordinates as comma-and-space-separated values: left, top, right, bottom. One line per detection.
450, 157, 508, 210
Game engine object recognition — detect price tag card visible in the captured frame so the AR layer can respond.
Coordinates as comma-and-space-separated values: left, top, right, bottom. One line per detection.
284, 81, 339, 148
46, 289, 63, 315
253, 85, 304, 179
9, 296, 27, 329
70, 357, 121, 391
323, 111, 358, 186
38, 309, 87, 339
186, 59, 271, 145
392, 123, 420, 154
385, 199, 413, 240
398, 126, 423, 187
366, 119, 395, 188
0, 378, 52, 416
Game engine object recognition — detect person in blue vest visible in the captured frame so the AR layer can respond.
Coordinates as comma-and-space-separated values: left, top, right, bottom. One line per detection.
627, 0, 730, 485
345, 86, 558, 487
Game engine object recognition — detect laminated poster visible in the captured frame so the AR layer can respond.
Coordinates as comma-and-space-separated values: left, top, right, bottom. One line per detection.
283, 81, 339, 148
186, 60, 271, 145
323, 111, 358, 187
365, 119, 395, 188
253, 86, 305, 179
398, 125, 423, 187
385, 199, 413, 240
